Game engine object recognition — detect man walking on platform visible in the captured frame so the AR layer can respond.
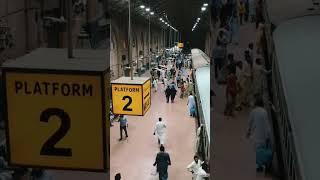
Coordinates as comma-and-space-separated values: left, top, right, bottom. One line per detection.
212, 44, 227, 79
153, 145, 171, 180
165, 85, 171, 103
118, 115, 128, 141
154, 117, 167, 146
246, 97, 272, 172
170, 82, 177, 103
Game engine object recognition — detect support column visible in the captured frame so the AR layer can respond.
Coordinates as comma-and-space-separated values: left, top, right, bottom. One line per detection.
128, 0, 133, 79
67, 0, 73, 58
24, 0, 30, 53
148, 15, 151, 69
87, 0, 98, 21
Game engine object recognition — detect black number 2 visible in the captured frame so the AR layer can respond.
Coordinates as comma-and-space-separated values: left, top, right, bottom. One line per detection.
122, 96, 133, 111
40, 108, 72, 157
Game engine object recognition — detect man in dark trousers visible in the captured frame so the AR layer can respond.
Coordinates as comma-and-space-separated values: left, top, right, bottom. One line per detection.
170, 84, 177, 103
118, 115, 128, 141
115, 173, 121, 180
153, 145, 171, 180
165, 85, 171, 103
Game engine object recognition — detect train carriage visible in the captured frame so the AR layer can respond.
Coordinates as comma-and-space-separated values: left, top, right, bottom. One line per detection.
191, 49, 210, 161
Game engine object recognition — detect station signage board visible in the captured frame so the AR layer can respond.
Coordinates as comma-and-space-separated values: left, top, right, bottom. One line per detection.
143, 79, 151, 115
111, 77, 151, 116
3, 69, 108, 171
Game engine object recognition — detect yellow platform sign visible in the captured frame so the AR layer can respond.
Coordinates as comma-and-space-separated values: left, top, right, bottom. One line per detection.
111, 77, 151, 116
143, 80, 151, 115
3, 70, 107, 171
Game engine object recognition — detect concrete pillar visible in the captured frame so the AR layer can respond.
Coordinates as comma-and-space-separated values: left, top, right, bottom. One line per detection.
87, 0, 98, 21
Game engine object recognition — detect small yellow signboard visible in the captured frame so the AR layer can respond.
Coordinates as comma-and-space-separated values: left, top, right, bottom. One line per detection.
111, 77, 151, 116
178, 43, 184, 48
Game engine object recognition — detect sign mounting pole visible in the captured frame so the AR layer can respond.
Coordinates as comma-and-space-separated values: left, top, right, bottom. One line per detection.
67, 0, 73, 58
148, 14, 151, 70
128, 0, 133, 80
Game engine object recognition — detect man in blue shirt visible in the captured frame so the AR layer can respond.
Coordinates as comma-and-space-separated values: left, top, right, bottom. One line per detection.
118, 115, 128, 141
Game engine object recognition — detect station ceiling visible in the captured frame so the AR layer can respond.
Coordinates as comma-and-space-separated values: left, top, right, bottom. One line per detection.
108, 0, 211, 50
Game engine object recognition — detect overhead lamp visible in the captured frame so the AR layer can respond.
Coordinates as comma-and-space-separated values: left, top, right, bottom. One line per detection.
140, 5, 145, 9
150, 12, 154, 15
197, 18, 201, 21
146, 8, 150, 12
203, 3, 208, 7
201, 7, 206, 11
160, 18, 163, 21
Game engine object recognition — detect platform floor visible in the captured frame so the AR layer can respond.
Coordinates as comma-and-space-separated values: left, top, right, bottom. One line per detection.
212, 23, 274, 180
110, 74, 197, 179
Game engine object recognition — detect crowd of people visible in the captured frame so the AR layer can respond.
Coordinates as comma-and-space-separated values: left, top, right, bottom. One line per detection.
151, 52, 196, 117
212, 0, 273, 174
214, 41, 270, 117
150, 51, 208, 180
212, 0, 269, 117
113, 50, 209, 180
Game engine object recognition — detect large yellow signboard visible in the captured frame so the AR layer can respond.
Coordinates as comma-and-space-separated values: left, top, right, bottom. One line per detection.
3, 70, 107, 171
111, 77, 151, 116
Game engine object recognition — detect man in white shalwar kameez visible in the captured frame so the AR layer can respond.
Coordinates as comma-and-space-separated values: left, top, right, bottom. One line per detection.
154, 117, 166, 145
195, 125, 203, 153
246, 98, 272, 171
242, 55, 253, 106
161, 70, 166, 81
153, 78, 158, 92
196, 166, 210, 180
246, 98, 271, 152
187, 155, 204, 180
251, 58, 271, 99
